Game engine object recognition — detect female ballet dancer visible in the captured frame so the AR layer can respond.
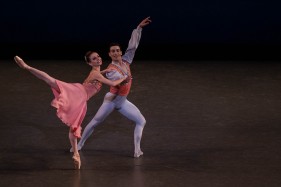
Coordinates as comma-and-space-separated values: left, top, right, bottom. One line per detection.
14, 52, 127, 169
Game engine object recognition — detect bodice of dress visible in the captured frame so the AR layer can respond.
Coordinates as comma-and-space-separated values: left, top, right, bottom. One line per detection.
82, 80, 102, 100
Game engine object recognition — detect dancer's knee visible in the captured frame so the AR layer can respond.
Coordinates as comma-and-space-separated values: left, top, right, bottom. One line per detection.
139, 117, 146, 128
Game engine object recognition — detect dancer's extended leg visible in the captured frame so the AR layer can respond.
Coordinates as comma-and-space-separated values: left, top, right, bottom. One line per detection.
14, 56, 59, 91
118, 100, 146, 158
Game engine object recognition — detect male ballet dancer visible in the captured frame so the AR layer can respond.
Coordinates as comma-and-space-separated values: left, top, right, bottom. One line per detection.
71, 17, 151, 157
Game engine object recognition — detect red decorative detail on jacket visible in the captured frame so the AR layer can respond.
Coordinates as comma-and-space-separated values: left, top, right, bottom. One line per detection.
108, 62, 132, 96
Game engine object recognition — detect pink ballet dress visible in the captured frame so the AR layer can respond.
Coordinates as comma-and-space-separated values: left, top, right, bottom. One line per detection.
50, 79, 102, 138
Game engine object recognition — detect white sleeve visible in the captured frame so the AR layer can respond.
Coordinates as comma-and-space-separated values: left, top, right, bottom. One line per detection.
106, 70, 124, 81
122, 26, 142, 64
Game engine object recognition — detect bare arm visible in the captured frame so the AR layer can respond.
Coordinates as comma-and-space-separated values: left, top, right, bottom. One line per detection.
86, 71, 126, 86
100, 68, 115, 75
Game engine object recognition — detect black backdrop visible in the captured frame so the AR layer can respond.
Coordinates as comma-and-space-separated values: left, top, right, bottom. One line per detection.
1, 0, 281, 61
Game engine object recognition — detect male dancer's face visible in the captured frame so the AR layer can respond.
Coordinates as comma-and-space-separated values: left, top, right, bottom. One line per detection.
109, 46, 122, 62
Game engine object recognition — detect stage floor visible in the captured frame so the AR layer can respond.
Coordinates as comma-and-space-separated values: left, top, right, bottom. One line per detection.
1, 60, 281, 187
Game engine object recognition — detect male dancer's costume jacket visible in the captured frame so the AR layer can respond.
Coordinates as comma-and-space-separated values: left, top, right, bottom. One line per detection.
106, 26, 142, 96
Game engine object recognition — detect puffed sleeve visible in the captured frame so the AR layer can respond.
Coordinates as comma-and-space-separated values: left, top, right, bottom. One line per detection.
122, 26, 142, 64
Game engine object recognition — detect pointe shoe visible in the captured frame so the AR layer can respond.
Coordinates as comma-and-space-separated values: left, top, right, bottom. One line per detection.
72, 154, 81, 170
14, 56, 29, 69
134, 150, 144, 158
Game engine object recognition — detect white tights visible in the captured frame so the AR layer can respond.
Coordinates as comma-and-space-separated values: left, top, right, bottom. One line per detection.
76, 92, 146, 156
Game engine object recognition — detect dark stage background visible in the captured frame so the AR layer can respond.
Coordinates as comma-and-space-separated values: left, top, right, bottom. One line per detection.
2, 1, 281, 186
1, 0, 281, 61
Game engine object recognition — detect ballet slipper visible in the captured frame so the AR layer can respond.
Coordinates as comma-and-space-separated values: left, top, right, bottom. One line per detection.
14, 56, 29, 69
72, 154, 81, 170
134, 150, 144, 158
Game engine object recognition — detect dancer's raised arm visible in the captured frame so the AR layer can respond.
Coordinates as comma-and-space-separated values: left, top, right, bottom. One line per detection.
122, 16, 152, 64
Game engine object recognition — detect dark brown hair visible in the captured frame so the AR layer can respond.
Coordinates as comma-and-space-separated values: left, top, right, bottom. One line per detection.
108, 43, 122, 52
84, 51, 97, 63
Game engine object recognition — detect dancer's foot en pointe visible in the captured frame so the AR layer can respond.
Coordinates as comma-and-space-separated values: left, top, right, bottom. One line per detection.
14, 56, 30, 69
72, 153, 81, 170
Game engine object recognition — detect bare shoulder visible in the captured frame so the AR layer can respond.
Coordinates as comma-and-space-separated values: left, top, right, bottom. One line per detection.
90, 69, 100, 75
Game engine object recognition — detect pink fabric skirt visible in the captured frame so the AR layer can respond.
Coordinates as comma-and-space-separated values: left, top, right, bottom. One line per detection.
51, 80, 88, 138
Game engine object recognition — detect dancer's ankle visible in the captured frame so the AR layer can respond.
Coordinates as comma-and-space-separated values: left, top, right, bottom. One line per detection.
73, 152, 80, 157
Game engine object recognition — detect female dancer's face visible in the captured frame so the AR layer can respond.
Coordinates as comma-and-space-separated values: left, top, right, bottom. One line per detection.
89, 52, 102, 66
